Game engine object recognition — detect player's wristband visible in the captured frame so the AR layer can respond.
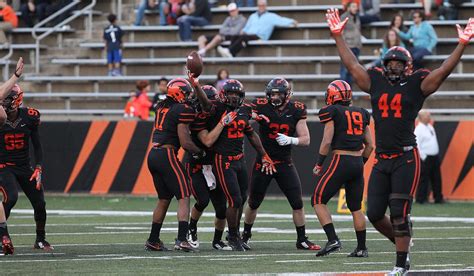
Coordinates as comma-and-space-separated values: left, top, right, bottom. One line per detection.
363, 157, 368, 164
316, 154, 327, 166
291, 137, 299, 145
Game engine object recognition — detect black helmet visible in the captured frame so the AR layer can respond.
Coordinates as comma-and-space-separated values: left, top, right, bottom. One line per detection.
202, 85, 217, 100
265, 77, 292, 107
382, 46, 413, 82
219, 79, 245, 108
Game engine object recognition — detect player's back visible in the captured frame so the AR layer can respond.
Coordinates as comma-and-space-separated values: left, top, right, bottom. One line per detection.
318, 104, 370, 151
0, 107, 40, 165
152, 99, 195, 148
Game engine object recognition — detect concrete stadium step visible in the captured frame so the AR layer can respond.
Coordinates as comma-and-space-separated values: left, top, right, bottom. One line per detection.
22, 73, 474, 93
215, 0, 418, 6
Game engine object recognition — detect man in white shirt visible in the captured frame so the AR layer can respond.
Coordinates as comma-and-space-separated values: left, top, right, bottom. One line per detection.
414, 110, 445, 204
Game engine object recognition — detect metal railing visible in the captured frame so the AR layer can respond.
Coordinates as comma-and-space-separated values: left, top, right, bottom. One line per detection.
32, 0, 97, 74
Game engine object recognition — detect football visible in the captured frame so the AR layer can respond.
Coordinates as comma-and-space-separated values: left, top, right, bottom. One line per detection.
186, 51, 203, 77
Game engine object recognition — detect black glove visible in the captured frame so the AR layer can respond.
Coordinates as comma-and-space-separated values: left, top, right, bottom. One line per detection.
192, 150, 206, 160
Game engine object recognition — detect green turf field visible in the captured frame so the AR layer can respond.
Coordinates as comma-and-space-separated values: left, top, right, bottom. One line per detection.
2, 195, 474, 275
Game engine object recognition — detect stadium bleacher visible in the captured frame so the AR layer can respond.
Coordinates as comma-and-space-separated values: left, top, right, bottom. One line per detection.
2, 0, 473, 117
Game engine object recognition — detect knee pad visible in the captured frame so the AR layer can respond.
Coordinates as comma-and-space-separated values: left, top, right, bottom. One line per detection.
248, 194, 264, 210
231, 196, 243, 209
389, 193, 413, 220
391, 215, 412, 237
347, 200, 362, 213
214, 203, 226, 220
193, 201, 208, 213
289, 198, 303, 210
367, 208, 385, 224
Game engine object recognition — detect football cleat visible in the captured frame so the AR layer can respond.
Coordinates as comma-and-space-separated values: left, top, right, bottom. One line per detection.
347, 247, 368, 257
241, 232, 252, 250
388, 266, 408, 276
227, 236, 246, 252
33, 239, 54, 251
316, 239, 342, 257
212, 240, 232, 251
405, 253, 411, 271
2, 236, 14, 255
174, 239, 196, 252
296, 237, 321, 251
145, 239, 169, 251
187, 230, 200, 249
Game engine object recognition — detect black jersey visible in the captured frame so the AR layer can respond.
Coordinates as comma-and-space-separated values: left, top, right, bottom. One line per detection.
368, 67, 430, 154
152, 100, 195, 148
251, 98, 307, 161
0, 107, 41, 166
318, 104, 370, 151
207, 101, 253, 156
188, 110, 214, 165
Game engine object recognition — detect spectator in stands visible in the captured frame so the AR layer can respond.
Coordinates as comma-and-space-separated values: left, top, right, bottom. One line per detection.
152, 77, 168, 108
365, 29, 405, 68
339, 1, 362, 85
197, 3, 246, 57
0, 1, 18, 47
215, 68, 229, 91
390, 14, 408, 33
135, 80, 153, 120
216, 0, 297, 58
438, 0, 468, 20
359, 0, 380, 24
20, 0, 52, 27
235, 0, 255, 7
104, 14, 123, 76
421, 0, 434, 18
124, 90, 138, 118
177, 0, 212, 41
415, 110, 445, 204
134, 0, 169, 26
395, 10, 438, 70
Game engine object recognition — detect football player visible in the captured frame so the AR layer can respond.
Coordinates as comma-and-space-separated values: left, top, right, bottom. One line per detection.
189, 74, 276, 251
145, 78, 206, 252
0, 57, 24, 256
312, 80, 373, 257
0, 85, 52, 251
186, 85, 235, 251
327, 9, 473, 274
242, 78, 320, 251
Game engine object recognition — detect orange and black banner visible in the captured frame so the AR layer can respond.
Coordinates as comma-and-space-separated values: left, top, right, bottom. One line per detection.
40, 121, 473, 200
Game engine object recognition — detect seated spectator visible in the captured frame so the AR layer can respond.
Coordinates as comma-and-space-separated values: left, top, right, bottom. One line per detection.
395, 11, 438, 70
235, 0, 255, 7
215, 68, 229, 91
365, 29, 405, 68
152, 77, 168, 108
390, 14, 410, 45
124, 90, 138, 118
0, 1, 18, 47
134, 0, 169, 26
135, 80, 153, 121
20, 0, 52, 27
216, 0, 297, 58
197, 3, 246, 57
103, 14, 123, 76
177, 0, 212, 41
340, 1, 362, 85
166, 0, 185, 25
438, 0, 469, 20
359, 0, 380, 24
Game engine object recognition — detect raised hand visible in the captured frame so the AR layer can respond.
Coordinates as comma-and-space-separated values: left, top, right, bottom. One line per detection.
457, 18, 474, 45
15, 57, 24, 78
326, 8, 348, 35
220, 111, 237, 126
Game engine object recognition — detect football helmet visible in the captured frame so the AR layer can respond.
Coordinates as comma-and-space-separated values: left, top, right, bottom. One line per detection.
219, 79, 245, 109
2, 84, 23, 113
382, 46, 413, 83
167, 78, 194, 103
325, 80, 352, 105
265, 77, 292, 107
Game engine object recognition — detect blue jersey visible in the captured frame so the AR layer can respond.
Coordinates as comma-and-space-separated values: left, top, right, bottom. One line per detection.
103, 24, 123, 51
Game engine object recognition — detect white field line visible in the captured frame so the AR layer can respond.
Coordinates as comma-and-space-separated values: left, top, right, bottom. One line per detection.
415, 264, 465, 267
343, 262, 391, 265
209, 258, 256, 261
11, 209, 474, 223
14, 253, 66, 256
222, 269, 474, 276
275, 260, 323, 263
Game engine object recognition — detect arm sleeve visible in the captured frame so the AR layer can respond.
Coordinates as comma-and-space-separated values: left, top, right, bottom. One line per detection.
295, 102, 307, 120
177, 105, 196, 124
219, 17, 232, 35
242, 14, 254, 33
397, 26, 412, 41
318, 106, 334, 124
273, 13, 295, 27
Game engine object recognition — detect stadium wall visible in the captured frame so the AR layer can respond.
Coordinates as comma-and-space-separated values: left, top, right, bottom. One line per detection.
39, 121, 474, 200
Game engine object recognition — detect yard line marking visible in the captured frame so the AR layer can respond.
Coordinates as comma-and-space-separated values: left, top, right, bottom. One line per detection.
77, 254, 126, 258
222, 268, 474, 276
343, 262, 391, 265
10, 209, 474, 223
275, 260, 323, 263
15, 253, 66, 256
209, 258, 256, 261
415, 264, 464, 267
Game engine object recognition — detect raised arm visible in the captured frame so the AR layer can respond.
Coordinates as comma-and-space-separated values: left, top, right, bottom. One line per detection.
187, 71, 213, 111
198, 111, 237, 147
0, 58, 24, 100
421, 18, 473, 96
326, 9, 371, 92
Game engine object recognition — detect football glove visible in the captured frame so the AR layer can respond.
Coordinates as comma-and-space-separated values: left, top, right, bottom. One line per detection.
251, 112, 270, 124
30, 165, 42, 190
186, 68, 200, 87
457, 18, 474, 45
220, 111, 237, 126
261, 154, 277, 175
326, 8, 349, 35
313, 164, 323, 176
192, 150, 206, 160
276, 133, 299, 146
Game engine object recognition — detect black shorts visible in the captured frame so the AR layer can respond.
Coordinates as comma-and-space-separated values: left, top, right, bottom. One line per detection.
248, 160, 303, 210
367, 148, 421, 220
213, 153, 248, 208
147, 147, 190, 200
312, 154, 364, 212
185, 162, 227, 214
0, 164, 45, 218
